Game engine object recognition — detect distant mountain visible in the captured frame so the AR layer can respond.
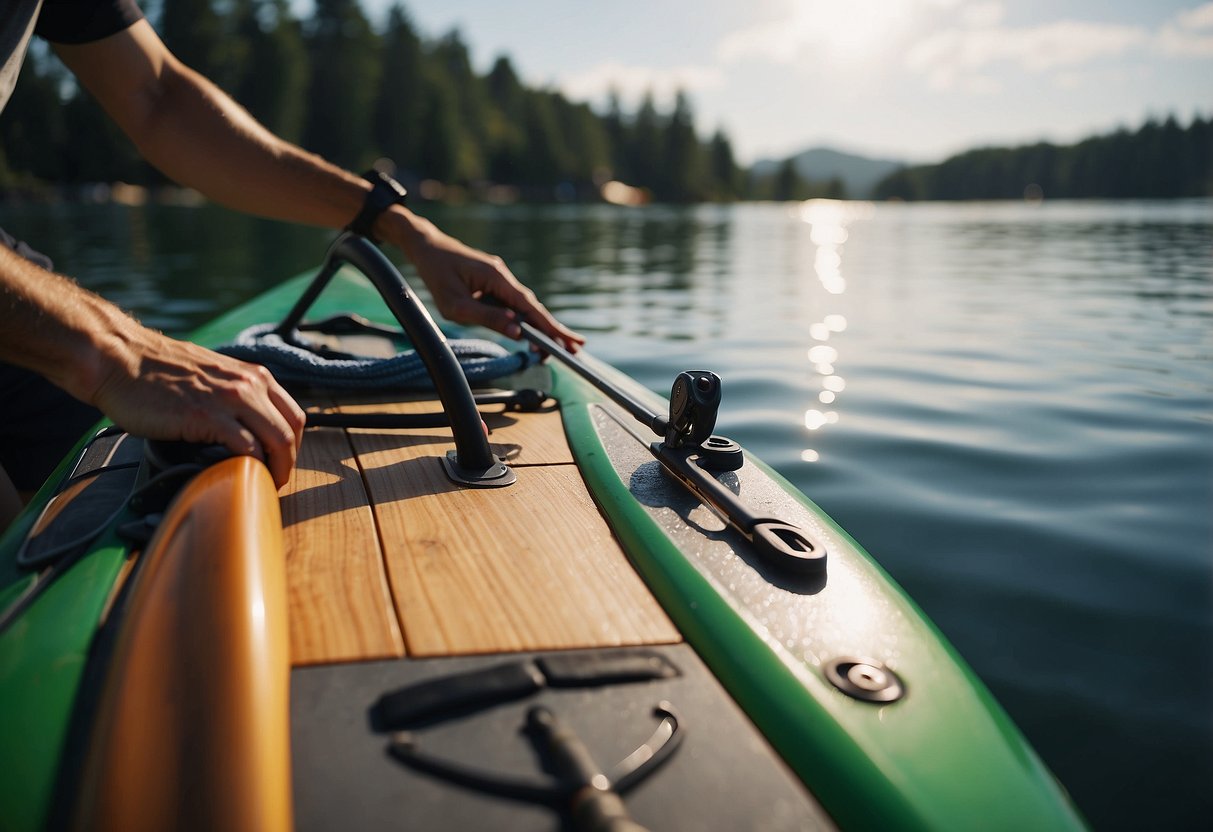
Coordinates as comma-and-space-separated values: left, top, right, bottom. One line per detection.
750, 147, 905, 199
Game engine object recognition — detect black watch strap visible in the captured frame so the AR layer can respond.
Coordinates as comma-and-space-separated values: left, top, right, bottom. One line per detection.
347, 169, 408, 242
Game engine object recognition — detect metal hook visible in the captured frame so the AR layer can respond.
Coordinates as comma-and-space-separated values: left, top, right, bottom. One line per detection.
387, 702, 683, 820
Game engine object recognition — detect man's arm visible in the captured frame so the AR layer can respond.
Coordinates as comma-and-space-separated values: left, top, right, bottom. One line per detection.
53, 20, 583, 349
0, 245, 304, 487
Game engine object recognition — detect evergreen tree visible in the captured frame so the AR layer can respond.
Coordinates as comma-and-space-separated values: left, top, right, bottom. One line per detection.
628, 92, 662, 193
553, 97, 610, 188
772, 158, 802, 201
372, 4, 425, 173
484, 56, 526, 183
416, 68, 460, 182
1146, 116, 1186, 198
0, 47, 67, 183
821, 176, 847, 200
428, 30, 487, 181
62, 88, 144, 184
159, 0, 239, 91
1183, 114, 1213, 196
302, 0, 380, 170
234, 0, 308, 144
708, 129, 740, 200
660, 90, 704, 202
518, 91, 570, 189
602, 89, 629, 182
872, 114, 1212, 201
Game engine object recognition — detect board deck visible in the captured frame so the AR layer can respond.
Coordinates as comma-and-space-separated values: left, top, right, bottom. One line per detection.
280, 393, 680, 665
0, 263, 1087, 832
280, 420, 404, 665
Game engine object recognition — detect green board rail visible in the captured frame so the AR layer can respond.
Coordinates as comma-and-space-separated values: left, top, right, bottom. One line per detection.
547, 342, 1085, 831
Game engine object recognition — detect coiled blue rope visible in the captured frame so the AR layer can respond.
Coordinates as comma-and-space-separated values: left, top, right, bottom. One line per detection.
218, 323, 537, 391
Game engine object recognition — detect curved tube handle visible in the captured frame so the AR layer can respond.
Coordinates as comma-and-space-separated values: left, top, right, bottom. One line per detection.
276, 233, 513, 487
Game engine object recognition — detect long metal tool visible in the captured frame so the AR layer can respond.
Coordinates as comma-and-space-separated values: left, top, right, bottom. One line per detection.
518, 326, 671, 438
518, 323, 827, 576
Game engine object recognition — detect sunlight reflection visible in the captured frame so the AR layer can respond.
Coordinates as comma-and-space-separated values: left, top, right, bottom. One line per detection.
815, 248, 842, 272
798, 201, 871, 464
824, 313, 847, 332
811, 224, 849, 246
809, 314, 847, 342
807, 345, 839, 364
804, 409, 831, 430
804, 409, 843, 430
799, 199, 875, 227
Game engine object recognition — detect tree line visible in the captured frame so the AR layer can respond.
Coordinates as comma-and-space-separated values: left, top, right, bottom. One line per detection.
873, 115, 1212, 201
1, 0, 1206, 204
0, 0, 779, 203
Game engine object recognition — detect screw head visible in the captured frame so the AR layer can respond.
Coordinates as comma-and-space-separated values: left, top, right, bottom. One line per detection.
824, 657, 905, 703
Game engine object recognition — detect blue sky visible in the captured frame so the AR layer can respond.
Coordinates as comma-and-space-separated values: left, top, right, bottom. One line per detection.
318, 1, 1213, 163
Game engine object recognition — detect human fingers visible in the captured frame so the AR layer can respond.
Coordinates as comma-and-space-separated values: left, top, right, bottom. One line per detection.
230, 365, 302, 488
193, 357, 300, 488
266, 375, 306, 450
470, 258, 586, 352
513, 295, 586, 353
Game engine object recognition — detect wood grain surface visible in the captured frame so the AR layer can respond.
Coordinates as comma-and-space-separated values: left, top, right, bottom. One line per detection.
280, 394, 678, 664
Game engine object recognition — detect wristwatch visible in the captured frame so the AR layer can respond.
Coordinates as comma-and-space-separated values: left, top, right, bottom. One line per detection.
347, 169, 408, 242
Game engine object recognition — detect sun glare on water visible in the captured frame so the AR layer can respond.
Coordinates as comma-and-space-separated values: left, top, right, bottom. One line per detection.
797, 199, 873, 462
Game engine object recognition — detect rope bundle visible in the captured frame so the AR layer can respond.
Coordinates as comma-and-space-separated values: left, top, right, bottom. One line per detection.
219, 323, 536, 391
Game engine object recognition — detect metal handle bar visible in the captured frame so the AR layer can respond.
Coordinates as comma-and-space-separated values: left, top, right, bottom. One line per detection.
276, 233, 512, 487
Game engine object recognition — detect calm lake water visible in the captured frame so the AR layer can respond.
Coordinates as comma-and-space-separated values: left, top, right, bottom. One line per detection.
2, 198, 1210, 829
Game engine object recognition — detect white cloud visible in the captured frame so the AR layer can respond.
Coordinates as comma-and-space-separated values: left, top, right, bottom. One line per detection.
1155, 2, 1213, 57
905, 2, 1213, 92
959, 2, 1004, 29
1176, 2, 1213, 30
908, 20, 1146, 88
556, 62, 725, 110
718, 0, 963, 69
904, 5, 1158, 92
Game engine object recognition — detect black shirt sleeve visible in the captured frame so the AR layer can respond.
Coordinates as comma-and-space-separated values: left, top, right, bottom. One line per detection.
34, 0, 144, 45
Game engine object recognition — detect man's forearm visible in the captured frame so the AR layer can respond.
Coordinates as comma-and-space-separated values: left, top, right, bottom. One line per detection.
54, 21, 374, 231
126, 64, 375, 228
51, 19, 582, 351
0, 246, 307, 488
0, 245, 125, 402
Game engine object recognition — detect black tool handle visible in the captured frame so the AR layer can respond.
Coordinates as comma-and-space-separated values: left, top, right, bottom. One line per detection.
527, 707, 651, 832
375, 661, 545, 729
654, 443, 827, 576
519, 321, 669, 437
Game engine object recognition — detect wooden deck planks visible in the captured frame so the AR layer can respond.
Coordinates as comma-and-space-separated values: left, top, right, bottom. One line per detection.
331, 394, 574, 467
279, 394, 680, 664
340, 398, 680, 657
279, 423, 405, 665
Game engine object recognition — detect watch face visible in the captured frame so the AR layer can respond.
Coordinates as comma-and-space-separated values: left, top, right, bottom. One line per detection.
370, 170, 408, 204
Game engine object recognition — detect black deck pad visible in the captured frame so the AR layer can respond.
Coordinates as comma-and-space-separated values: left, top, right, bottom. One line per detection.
291, 644, 835, 831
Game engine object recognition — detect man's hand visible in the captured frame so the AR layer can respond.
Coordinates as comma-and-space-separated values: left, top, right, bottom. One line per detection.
87, 331, 306, 489
2, 244, 306, 489
383, 209, 586, 353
